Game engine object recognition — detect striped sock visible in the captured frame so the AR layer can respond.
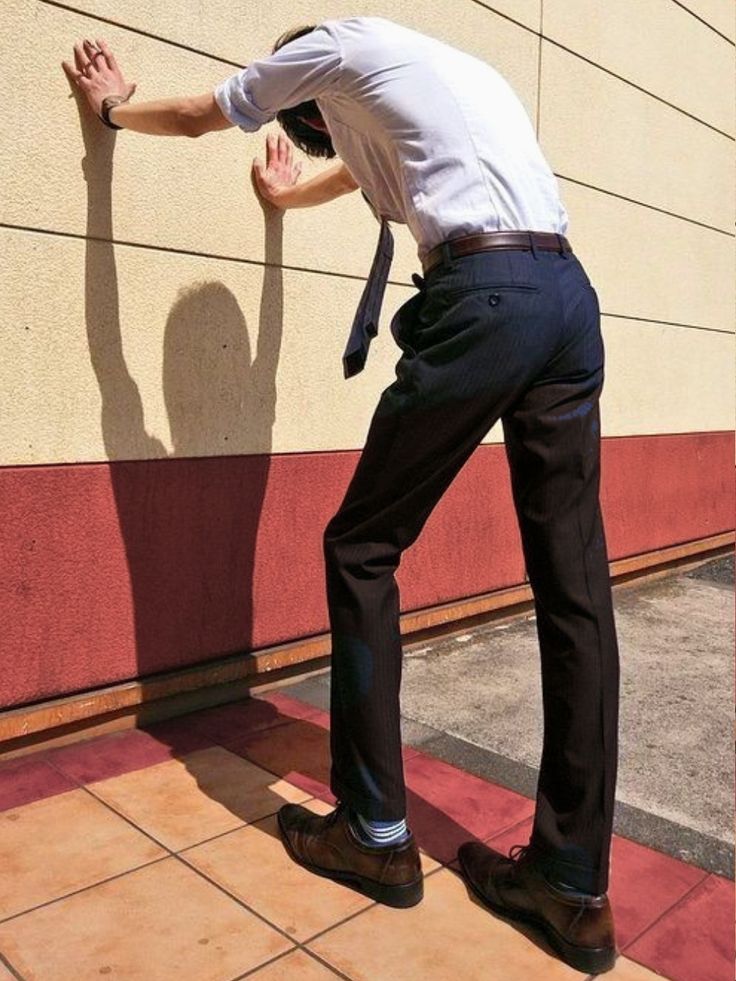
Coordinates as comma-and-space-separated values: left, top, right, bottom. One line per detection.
349, 809, 410, 847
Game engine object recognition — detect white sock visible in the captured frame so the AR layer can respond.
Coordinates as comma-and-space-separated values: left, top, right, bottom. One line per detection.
350, 809, 410, 846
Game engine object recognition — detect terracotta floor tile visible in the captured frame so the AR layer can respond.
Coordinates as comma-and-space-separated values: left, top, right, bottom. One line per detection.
0, 961, 16, 979
0, 756, 76, 811
184, 798, 372, 942
0, 857, 293, 981
185, 797, 441, 944
0, 788, 165, 919
602, 955, 676, 979
47, 725, 212, 784
228, 719, 335, 798
624, 873, 735, 981
230, 717, 430, 806
248, 948, 343, 979
402, 751, 536, 864
89, 746, 311, 851
309, 866, 582, 980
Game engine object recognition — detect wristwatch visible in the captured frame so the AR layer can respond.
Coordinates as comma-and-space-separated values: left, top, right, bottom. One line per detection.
99, 94, 130, 130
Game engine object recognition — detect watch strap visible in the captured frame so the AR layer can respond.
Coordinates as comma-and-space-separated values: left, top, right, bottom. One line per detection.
99, 94, 129, 130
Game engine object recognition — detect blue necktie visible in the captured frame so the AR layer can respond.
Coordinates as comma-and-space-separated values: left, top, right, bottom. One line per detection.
342, 194, 395, 379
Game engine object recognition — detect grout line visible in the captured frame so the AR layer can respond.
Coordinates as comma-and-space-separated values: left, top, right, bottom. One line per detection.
232, 946, 351, 981
42, 0, 734, 144
670, 0, 735, 45
44, 752, 344, 965
49, 728, 415, 954
0, 950, 25, 980
0, 853, 170, 926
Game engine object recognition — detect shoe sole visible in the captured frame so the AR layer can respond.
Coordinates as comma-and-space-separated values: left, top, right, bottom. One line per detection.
457, 851, 617, 975
277, 809, 424, 909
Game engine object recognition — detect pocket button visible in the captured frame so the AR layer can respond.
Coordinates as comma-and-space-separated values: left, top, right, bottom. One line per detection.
488, 293, 501, 306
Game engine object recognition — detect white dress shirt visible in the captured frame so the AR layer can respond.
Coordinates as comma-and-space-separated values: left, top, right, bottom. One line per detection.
215, 15, 569, 263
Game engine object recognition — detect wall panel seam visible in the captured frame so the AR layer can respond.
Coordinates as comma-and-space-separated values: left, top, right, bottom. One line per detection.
556, 177, 736, 238
670, 0, 736, 45
540, 37, 735, 142
41, 0, 735, 141
534, 0, 543, 139
41, 0, 244, 67
602, 314, 734, 337
2, 221, 734, 335
0, 221, 412, 291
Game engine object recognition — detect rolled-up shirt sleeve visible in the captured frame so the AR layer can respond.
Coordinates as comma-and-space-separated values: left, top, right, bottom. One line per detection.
214, 22, 343, 132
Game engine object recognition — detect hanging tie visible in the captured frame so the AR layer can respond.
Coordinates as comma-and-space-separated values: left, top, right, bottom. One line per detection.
342, 192, 395, 379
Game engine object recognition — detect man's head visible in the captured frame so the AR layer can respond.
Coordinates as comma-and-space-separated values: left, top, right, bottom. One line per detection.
272, 25, 336, 159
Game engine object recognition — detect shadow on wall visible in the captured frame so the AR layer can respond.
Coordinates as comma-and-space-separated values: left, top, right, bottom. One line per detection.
79, 104, 284, 674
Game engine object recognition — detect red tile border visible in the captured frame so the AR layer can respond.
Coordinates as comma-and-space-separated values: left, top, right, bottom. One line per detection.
0, 756, 77, 812
624, 872, 735, 981
46, 725, 213, 785
191, 693, 325, 750
401, 749, 536, 865
607, 832, 710, 948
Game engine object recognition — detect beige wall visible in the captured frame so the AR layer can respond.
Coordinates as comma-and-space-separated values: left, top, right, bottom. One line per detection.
1, 0, 734, 466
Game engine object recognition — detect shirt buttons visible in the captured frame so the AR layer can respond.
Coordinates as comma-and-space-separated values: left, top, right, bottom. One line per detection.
488, 292, 501, 306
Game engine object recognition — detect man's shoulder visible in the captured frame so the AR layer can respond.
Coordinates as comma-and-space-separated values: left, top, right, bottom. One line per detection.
320, 15, 401, 35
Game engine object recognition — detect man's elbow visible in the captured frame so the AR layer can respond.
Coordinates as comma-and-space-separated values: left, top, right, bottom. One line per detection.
338, 164, 361, 193
179, 94, 233, 138
179, 105, 206, 138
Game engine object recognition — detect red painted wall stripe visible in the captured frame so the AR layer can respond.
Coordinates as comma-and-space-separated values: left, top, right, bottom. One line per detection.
0, 432, 732, 709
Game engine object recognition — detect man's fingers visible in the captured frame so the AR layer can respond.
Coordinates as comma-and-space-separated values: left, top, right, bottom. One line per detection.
73, 41, 90, 75
61, 59, 82, 83
252, 158, 266, 187
83, 39, 107, 78
96, 37, 118, 72
277, 132, 288, 164
266, 132, 277, 167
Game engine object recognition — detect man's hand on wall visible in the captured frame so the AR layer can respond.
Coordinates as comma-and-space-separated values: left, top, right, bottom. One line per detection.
62, 38, 137, 120
252, 133, 304, 208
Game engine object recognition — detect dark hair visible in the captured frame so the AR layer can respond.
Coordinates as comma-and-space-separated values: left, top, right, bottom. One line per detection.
272, 24, 336, 159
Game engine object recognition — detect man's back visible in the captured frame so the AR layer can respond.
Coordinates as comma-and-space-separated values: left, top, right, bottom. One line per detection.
216, 16, 569, 259
318, 16, 567, 257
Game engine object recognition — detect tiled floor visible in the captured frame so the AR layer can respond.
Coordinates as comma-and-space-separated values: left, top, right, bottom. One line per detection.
0, 690, 732, 981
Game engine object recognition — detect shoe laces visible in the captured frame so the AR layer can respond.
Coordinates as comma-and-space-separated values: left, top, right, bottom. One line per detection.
328, 799, 350, 826
508, 842, 532, 864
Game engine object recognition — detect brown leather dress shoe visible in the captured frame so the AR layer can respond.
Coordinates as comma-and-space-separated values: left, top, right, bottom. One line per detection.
277, 799, 424, 908
457, 840, 618, 974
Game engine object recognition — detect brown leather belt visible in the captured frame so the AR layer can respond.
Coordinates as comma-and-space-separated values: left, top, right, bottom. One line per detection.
422, 230, 573, 275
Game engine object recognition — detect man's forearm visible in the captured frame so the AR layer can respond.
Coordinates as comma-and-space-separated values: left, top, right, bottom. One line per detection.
275, 162, 360, 209
109, 93, 232, 137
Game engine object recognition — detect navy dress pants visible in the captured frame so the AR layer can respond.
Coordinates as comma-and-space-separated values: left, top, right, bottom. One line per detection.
323, 242, 620, 895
